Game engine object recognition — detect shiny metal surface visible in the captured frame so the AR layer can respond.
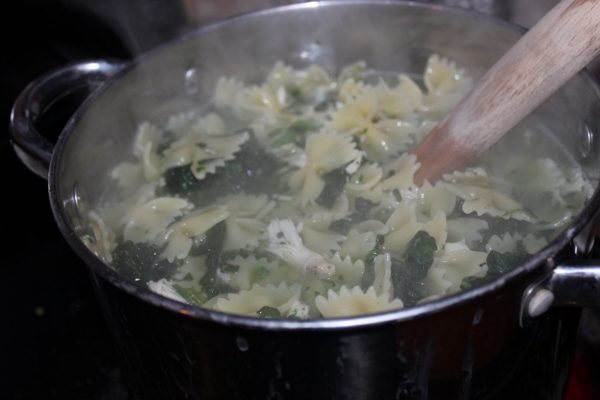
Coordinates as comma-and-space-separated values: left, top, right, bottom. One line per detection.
9, 60, 123, 178
550, 263, 600, 307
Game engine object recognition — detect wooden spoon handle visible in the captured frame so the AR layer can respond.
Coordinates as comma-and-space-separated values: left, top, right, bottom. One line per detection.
413, 0, 600, 185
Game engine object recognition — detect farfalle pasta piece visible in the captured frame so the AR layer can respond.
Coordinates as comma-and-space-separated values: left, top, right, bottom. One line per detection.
329, 252, 365, 288
287, 300, 311, 319
435, 240, 487, 293
338, 62, 366, 83
422, 55, 472, 118
224, 255, 284, 291
346, 163, 383, 192
424, 54, 467, 94
268, 197, 303, 221
417, 181, 457, 218
423, 210, 449, 249
486, 232, 521, 254
267, 62, 332, 101
121, 197, 192, 243
315, 286, 403, 318
100, 181, 163, 232
84, 211, 117, 263
270, 143, 307, 168
234, 84, 288, 122
512, 158, 566, 195
294, 65, 333, 99
329, 92, 414, 157
289, 132, 361, 205
397, 75, 424, 113
213, 282, 302, 316
384, 201, 422, 255
384, 202, 447, 255
486, 232, 547, 254
352, 183, 387, 206
111, 162, 143, 189
423, 266, 453, 297
164, 110, 199, 136
222, 194, 274, 250
214, 77, 244, 109
443, 167, 490, 186
224, 193, 274, 219
161, 206, 230, 262
354, 219, 387, 234
224, 218, 265, 251
190, 132, 250, 180
522, 234, 548, 253
413, 119, 438, 143
447, 218, 489, 246
266, 62, 295, 87
337, 78, 368, 103
381, 154, 420, 192
161, 131, 250, 180
371, 78, 421, 119
442, 169, 534, 222
372, 253, 393, 300
301, 194, 351, 223
340, 229, 378, 261
133, 122, 161, 182
563, 168, 594, 200
172, 255, 208, 282
506, 158, 593, 223
147, 279, 187, 303
266, 219, 336, 278
301, 225, 345, 255
189, 112, 227, 137
445, 182, 534, 222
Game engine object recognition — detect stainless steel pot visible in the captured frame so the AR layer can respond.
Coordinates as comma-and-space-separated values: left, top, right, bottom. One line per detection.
10, 2, 600, 399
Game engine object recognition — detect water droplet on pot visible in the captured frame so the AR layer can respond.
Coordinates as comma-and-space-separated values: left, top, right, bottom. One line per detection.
66, 183, 92, 237
577, 122, 596, 160
184, 67, 201, 94
472, 308, 483, 325
236, 336, 249, 352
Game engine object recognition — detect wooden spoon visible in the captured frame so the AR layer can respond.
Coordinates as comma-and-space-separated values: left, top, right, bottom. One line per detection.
413, 0, 600, 185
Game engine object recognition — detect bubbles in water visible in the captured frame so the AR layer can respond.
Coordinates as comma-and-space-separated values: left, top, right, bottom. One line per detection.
298, 43, 322, 62
184, 67, 201, 95
236, 336, 249, 352
291, 42, 334, 69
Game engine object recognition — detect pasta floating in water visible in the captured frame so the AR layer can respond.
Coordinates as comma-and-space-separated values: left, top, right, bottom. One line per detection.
83, 55, 593, 319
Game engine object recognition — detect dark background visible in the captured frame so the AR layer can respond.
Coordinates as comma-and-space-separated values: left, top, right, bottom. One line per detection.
1, 1, 599, 399
1, 2, 132, 399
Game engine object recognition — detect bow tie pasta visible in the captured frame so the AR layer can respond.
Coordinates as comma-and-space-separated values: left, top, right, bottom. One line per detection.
84, 55, 593, 319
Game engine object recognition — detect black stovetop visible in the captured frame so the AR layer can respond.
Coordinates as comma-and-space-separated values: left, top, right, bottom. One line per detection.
2, 1, 599, 399
2, 2, 131, 399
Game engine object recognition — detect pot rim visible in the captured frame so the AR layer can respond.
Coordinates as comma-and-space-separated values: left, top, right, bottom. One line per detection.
48, 0, 600, 331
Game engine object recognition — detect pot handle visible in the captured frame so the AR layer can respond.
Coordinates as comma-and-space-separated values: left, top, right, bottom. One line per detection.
521, 260, 600, 325
9, 60, 125, 179
548, 262, 600, 307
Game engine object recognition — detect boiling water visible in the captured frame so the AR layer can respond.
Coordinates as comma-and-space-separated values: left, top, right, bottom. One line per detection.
82, 57, 593, 319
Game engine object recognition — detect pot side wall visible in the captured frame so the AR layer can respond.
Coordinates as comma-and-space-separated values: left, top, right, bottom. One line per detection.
89, 266, 579, 400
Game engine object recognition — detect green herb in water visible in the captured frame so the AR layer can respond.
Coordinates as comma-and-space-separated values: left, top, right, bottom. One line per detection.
257, 306, 281, 319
